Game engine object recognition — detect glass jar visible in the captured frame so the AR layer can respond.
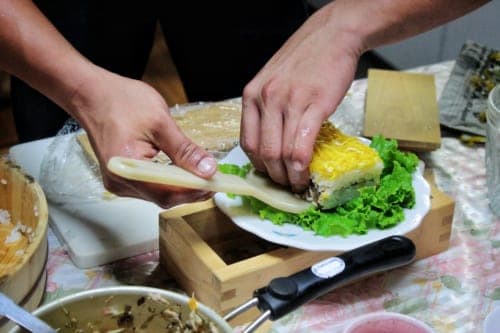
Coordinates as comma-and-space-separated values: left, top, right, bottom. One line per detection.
486, 84, 500, 216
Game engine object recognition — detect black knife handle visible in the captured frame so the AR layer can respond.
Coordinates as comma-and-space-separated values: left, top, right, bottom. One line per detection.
254, 235, 416, 320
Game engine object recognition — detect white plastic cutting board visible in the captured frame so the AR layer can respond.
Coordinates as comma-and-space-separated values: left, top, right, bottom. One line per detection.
9, 137, 163, 269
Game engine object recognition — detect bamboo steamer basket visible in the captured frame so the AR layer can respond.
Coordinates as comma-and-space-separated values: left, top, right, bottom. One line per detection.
0, 157, 49, 332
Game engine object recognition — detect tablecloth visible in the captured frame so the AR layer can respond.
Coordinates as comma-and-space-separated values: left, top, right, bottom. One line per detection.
40, 61, 499, 333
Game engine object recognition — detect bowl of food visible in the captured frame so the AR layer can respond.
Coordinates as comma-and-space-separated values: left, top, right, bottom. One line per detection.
0, 157, 49, 332
9, 286, 232, 333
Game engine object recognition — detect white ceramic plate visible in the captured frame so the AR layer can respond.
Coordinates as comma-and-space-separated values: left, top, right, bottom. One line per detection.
213, 144, 431, 252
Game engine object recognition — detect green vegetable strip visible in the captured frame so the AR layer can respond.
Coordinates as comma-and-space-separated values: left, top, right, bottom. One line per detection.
218, 135, 419, 237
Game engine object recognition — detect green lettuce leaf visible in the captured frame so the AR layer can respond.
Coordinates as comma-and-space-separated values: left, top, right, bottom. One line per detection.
217, 163, 252, 178
218, 135, 418, 237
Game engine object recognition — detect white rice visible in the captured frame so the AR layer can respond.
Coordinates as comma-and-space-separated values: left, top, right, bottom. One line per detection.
0, 209, 10, 225
5, 225, 22, 244
0, 209, 34, 245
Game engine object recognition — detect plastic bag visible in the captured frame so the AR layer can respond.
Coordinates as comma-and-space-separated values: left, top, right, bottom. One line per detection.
39, 124, 107, 205
439, 40, 500, 136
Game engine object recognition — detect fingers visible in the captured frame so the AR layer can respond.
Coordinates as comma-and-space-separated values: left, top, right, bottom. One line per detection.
241, 85, 266, 173
105, 174, 214, 209
153, 118, 217, 180
286, 103, 327, 192
134, 181, 215, 209
258, 89, 289, 187
282, 104, 311, 193
242, 85, 332, 193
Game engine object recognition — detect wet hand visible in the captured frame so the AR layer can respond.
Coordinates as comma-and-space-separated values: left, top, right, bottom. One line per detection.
72, 70, 217, 208
240, 8, 362, 193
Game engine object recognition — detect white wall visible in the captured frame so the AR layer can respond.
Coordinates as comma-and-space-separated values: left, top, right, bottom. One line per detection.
374, 1, 500, 69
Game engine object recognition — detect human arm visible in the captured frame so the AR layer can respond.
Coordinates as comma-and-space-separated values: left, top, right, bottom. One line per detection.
241, 0, 489, 192
0, 0, 217, 208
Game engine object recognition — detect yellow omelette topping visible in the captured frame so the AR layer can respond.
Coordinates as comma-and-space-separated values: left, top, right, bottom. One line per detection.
309, 122, 382, 180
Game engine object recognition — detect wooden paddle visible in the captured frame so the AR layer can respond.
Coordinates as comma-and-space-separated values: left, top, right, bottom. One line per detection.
107, 157, 312, 214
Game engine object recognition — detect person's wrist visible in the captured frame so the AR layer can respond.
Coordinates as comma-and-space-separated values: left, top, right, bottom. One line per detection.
318, 1, 368, 57
320, 0, 397, 54
63, 63, 109, 129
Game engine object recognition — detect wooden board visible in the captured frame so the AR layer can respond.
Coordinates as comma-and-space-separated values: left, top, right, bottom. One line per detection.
158, 172, 455, 326
76, 133, 98, 166
363, 69, 441, 151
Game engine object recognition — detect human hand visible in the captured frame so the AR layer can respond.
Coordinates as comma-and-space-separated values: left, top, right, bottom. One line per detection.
240, 6, 362, 193
71, 69, 217, 208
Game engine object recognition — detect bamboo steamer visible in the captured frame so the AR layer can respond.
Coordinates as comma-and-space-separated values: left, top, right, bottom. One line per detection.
0, 157, 49, 332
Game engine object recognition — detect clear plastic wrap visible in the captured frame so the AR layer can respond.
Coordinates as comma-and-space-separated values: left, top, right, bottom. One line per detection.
39, 126, 106, 205
328, 93, 364, 136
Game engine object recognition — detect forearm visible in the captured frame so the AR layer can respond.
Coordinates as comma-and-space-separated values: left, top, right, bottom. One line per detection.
0, 0, 99, 118
319, 0, 490, 53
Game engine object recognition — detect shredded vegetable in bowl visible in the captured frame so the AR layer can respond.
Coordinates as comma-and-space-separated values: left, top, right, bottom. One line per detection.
30, 291, 223, 333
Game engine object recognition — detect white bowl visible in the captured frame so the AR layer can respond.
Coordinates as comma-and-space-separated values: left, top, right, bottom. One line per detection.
9, 286, 233, 333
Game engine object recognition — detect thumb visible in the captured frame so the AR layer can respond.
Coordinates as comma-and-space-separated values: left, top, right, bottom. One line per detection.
155, 121, 217, 179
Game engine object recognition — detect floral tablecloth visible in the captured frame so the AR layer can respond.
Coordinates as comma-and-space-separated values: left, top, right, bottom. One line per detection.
40, 61, 499, 333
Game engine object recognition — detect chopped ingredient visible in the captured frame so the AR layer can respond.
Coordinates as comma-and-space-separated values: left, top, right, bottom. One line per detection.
55, 293, 220, 332
188, 294, 198, 312
0, 209, 10, 225
5, 226, 22, 244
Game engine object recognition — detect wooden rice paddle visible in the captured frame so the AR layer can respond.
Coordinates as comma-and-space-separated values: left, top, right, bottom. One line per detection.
107, 157, 312, 214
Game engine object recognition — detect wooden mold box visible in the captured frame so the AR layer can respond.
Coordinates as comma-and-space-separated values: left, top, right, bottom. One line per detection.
159, 174, 454, 324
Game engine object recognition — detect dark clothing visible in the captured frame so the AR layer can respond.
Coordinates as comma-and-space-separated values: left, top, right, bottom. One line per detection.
11, 0, 309, 142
